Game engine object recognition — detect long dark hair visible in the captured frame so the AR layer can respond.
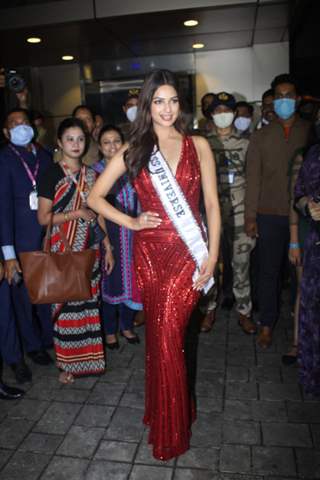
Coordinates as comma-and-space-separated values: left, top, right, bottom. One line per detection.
124, 69, 187, 179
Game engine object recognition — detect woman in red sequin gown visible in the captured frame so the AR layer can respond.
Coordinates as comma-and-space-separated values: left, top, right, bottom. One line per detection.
88, 70, 220, 460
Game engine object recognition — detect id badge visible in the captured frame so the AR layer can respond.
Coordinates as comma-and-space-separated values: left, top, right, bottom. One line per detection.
228, 172, 235, 184
29, 190, 38, 210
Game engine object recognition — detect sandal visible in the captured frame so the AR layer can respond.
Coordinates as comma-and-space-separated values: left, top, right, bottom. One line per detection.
59, 371, 75, 384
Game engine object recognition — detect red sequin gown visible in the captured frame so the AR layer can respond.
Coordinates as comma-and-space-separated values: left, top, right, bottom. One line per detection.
133, 136, 201, 460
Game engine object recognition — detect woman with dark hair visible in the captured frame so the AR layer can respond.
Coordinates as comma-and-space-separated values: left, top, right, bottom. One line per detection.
88, 69, 220, 460
37, 117, 106, 384
282, 118, 319, 365
294, 113, 320, 397
93, 125, 142, 349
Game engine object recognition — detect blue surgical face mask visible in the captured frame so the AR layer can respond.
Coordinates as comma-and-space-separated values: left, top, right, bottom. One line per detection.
10, 124, 34, 146
234, 116, 251, 132
273, 98, 296, 120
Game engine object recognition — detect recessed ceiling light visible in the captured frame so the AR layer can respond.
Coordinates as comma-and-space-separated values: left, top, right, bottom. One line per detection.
27, 37, 42, 44
184, 20, 198, 27
62, 55, 74, 61
192, 43, 205, 49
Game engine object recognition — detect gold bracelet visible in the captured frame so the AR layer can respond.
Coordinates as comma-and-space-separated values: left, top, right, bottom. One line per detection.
64, 212, 70, 222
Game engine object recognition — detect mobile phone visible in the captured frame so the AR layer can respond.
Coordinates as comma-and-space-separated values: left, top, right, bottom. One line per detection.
12, 270, 22, 286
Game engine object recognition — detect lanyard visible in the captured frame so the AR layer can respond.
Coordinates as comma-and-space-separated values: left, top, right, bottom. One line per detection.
9, 143, 40, 190
62, 163, 87, 203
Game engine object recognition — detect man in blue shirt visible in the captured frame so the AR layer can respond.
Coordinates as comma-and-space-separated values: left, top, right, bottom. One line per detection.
0, 108, 53, 382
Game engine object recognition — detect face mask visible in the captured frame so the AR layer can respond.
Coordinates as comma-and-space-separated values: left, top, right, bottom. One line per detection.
273, 98, 296, 120
126, 105, 138, 123
212, 112, 234, 129
234, 116, 251, 132
10, 124, 34, 146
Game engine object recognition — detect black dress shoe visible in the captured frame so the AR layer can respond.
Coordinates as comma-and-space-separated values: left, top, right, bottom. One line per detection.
0, 382, 25, 400
282, 353, 297, 366
282, 346, 298, 366
121, 332, 140, 344
106, 341, 120, 350
252, 301, 259, 313
10, 360, 32, 384
27, 350, 53, 366
221, 297, 235, 310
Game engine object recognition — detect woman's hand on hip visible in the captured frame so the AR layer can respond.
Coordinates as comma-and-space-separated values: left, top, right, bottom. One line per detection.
132, 211, 162, 231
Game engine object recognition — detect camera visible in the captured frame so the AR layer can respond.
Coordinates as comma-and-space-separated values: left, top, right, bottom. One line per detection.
5, 70, 26, 93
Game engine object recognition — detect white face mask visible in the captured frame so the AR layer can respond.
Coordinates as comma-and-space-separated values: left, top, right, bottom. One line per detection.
212, 112, 234, 129
234, 116, 251, 132
126, 105, 138, 123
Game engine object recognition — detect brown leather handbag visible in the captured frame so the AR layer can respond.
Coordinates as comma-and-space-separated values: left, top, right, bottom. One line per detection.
19, 222, 96, 304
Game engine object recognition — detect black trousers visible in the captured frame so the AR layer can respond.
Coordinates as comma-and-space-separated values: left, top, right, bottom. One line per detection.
221, 229, 233, 299
0, 281, 21, 365
257, 214, 289, 327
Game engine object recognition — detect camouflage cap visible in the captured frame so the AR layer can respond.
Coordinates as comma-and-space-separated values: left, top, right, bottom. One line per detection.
210, 92, 236, 112
127, 88, 140, 99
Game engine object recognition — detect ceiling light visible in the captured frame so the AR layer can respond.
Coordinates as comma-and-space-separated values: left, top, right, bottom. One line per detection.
62, 55, 74, 61
184, 20, 198, 27
27, 37, 42, 44
192, 43, 205, 49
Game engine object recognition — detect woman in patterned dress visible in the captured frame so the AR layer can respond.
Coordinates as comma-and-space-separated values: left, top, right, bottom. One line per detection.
37, 118, 106, 384
93, 125, 142, 348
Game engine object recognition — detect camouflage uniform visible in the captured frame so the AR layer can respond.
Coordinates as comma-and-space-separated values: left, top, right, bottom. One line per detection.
208, 130, 255, 316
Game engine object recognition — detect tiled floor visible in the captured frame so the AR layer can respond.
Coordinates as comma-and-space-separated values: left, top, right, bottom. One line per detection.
1, 297, 319, 479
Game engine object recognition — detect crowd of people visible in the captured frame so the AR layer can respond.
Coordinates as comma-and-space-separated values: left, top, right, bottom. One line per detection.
0, 69, 319, 461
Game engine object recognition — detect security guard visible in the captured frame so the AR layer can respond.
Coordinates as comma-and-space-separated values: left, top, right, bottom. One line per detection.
208, 92, 256, 334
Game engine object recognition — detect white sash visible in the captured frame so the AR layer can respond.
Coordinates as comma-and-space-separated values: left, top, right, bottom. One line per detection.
148, 148, 214, 294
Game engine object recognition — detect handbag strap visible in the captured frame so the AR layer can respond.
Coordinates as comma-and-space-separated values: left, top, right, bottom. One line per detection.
43, 215, 72, 253
58, 226, 72, 252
